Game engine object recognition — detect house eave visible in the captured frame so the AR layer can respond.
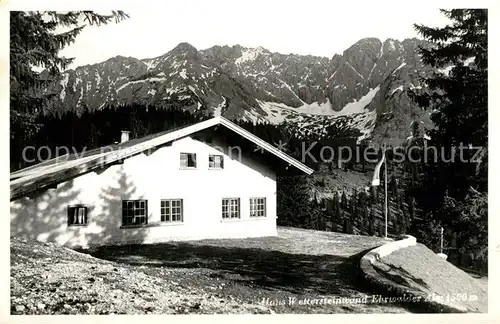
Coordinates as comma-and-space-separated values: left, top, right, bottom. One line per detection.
10, 116, 313, 200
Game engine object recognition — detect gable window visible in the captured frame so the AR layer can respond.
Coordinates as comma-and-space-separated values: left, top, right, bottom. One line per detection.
122, 200, 148, 226
180, 153, 196, 169
250, 198, 266, 217
161, 199, 183, 222
222, 198, 240, 219
209, 155, 224, 169
68, 205, 89, 226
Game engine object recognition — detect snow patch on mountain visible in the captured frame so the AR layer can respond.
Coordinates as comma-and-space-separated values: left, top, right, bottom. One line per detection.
117, 80, 142, 92
149, 77, 167, 82
96, 72, 102, 88
438, 65, 454, 76
179, 69, 188, 79
256, 85, 379, 126
143, 58, 161, 70
74, 76, 82, 92
464, 56, 475, 66
242, 108, 266, 123
393, 62, 406, 73
279, 79, 304, 103
368, 63, 377, 79
257, 101, 292, 124
59, 73, 70, 101
284, 109, 377, 144
354, 111, 378, 142
327, 70, 337, 81
438, 57, 475, 76
165, 87, 184, 96
295, 99, 334, 115
235, 47, 265, 65
390, 85, 404, 95
346, 62, 365, 80
213, 96, 226, 117
388, 40, 396, 51
336, 86, 380, 116
117, 77, 168, 92
253, 85, 380, 142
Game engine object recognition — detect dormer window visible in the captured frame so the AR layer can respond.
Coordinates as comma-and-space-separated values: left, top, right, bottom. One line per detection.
180, 153, 196, 169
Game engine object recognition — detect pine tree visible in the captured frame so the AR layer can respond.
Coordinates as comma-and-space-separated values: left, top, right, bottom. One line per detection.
363, 206, 370, 235
334, 192, 341, 230
10, 11, 129, 170
411, 9, 487, 200
350, 192, 359, 229
10, 11, 129, 113
409, 9, 487, 271
340, 190, 348, 212
277, 175, 313, 227
369, 207, 376, 236
402, 206, 409, 228
400, 209, 407, 234
413, 9, 487, 145
358, 206, 366, 234
391, 174, 401, 208
377, 222, 384, 237
326, 198, 335, 232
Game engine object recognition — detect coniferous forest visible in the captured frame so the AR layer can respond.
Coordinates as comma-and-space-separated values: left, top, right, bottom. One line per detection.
10, 10, 488, 274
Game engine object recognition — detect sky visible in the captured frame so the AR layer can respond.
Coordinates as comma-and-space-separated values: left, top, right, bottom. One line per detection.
16, 1, 453, 70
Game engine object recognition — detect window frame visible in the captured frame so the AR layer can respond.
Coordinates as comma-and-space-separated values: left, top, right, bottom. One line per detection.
121, 199, 148, 227
67, 204, 90, 227
221, 198, 241, 219
208, 154, 224, 170
180, 152, 197, 169
249, 197, 267, 218
160, 199, 184, 223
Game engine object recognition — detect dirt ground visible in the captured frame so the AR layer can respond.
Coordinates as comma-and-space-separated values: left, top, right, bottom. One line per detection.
84, 227, 414, 313
11, 227, 416, 314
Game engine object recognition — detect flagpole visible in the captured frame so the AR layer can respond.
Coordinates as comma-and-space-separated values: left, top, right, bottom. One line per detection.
384, 144, 388, 239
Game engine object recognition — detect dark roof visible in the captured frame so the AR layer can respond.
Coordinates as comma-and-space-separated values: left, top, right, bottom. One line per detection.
10, 117, 313, 201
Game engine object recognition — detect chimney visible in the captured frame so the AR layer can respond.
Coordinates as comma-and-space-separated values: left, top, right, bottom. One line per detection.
121, 130, 130, 143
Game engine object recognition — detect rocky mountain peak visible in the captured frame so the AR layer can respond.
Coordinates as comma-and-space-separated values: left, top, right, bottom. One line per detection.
170, 42, 199, 59
48, 37, 434, 146
349, 38, 382, 52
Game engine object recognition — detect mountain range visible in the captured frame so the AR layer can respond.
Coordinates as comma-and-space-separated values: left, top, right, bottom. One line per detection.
45, 37, 436, 145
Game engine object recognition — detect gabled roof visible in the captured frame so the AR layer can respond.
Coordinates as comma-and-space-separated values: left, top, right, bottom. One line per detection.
10, 116, 313, 201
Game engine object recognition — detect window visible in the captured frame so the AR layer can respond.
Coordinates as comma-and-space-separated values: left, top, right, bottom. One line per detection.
250, 198, 266, 217
122, 200, 148, 226
180, 153, 196, 168
161, 199, 183, 222
67, 205, 89, 226
222, 198, 240, 219
209, 155, 224, 169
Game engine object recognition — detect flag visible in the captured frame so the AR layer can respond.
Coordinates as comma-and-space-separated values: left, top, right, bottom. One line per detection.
371, 150, 386, 186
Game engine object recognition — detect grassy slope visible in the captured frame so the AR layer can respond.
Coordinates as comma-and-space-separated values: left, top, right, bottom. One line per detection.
11, 227, 413, 314
372, 243, 488, 313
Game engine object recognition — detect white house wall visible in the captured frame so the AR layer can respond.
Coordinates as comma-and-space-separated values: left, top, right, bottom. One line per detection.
10, 135, 278, 247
